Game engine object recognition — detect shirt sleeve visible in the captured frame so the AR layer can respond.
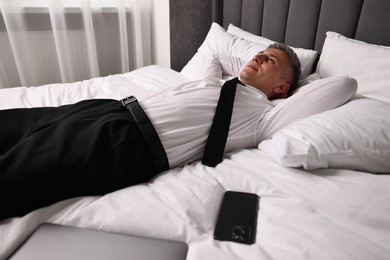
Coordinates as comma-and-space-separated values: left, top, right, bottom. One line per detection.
216, 53, 246, 77
203, 57, 222, 83
203, 53, 246, 82
259, 75, 358, 140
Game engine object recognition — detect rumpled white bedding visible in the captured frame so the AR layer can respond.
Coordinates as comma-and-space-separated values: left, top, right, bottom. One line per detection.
1, 66, 390, 260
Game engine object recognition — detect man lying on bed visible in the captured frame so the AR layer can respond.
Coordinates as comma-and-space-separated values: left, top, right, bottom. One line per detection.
0, 43, 357, 221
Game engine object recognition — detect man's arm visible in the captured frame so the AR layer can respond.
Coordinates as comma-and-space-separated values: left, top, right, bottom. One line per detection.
259, 75, 358, 140
203, 53, 246, 82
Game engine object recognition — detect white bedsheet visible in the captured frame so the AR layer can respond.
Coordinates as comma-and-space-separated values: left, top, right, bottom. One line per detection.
0, 65, 187, 109
1, 66, 389, 260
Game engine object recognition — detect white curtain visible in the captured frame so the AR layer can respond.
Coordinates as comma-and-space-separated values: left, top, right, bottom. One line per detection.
0, 0, 151, 88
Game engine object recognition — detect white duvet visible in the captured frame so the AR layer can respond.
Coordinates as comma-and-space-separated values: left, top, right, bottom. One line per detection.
1, 66, 390, 260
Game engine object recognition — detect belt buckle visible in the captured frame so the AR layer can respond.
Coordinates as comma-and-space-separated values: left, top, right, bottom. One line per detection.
121, 96, 137, 107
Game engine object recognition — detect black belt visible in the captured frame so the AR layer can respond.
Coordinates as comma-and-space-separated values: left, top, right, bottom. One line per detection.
121, 96, 169, 173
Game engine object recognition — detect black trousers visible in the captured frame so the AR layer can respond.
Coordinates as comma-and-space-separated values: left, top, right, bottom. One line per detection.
0, 99, 167, 220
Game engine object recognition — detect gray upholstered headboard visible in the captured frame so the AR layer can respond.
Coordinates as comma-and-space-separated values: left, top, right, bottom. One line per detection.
170, 0, 390, 71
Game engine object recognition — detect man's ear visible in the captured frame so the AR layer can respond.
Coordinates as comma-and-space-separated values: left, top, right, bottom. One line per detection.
274, 82, 290, 94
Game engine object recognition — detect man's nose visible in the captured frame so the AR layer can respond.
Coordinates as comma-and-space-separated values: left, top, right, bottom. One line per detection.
254, 54, 267, 64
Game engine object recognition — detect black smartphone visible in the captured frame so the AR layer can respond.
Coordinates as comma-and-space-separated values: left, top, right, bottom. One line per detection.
214, 191, 259, 244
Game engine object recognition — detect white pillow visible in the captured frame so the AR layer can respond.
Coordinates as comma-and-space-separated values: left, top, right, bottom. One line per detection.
181, 23, 268, 81
258, 96, 390, 173
227, 23, 274, 46
227, 24, 318, 79
316, 31, 390, 104
181, 23, 318, 82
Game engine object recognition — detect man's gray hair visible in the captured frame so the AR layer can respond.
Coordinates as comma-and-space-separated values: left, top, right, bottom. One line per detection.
267, 42, 301, 95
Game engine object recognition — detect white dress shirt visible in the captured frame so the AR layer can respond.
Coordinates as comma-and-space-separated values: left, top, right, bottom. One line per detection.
139, 54, 357, 168
140, 80, 272, 168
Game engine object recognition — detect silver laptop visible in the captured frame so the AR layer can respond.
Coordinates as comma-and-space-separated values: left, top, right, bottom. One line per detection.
7, 223, 188, 260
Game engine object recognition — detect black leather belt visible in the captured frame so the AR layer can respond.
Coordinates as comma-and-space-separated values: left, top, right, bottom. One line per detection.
121, 96, 169, 173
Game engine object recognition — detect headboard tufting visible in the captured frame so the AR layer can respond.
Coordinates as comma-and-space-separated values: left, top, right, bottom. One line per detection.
170, 0, 390, 71
212, 0, 390, 52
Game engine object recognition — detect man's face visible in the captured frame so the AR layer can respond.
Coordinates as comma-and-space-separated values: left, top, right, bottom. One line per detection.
239, 48, 290, 98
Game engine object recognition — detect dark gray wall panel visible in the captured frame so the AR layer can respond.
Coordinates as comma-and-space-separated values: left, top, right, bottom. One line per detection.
356, 0, 390, 46
261, 0, 290, 42
171, 0, 390, 72
170, 0, 212, 71
314, 0, 364, 51
240, 0, 264, 35
284, 0, 322, 49
222, 0, 244, 29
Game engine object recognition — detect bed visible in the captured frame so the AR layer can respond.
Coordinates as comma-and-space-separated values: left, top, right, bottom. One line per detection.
1, 0, 390, 259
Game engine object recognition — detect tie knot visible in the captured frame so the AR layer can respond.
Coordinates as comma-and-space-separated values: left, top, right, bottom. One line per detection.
230, 77, 238, 83
230, 77, 244, 86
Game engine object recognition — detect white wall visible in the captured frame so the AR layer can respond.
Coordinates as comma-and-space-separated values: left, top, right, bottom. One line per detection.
150, 0, 170, 68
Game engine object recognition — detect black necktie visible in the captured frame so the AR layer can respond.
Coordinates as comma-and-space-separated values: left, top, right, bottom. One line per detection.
202, 77, 240, 167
